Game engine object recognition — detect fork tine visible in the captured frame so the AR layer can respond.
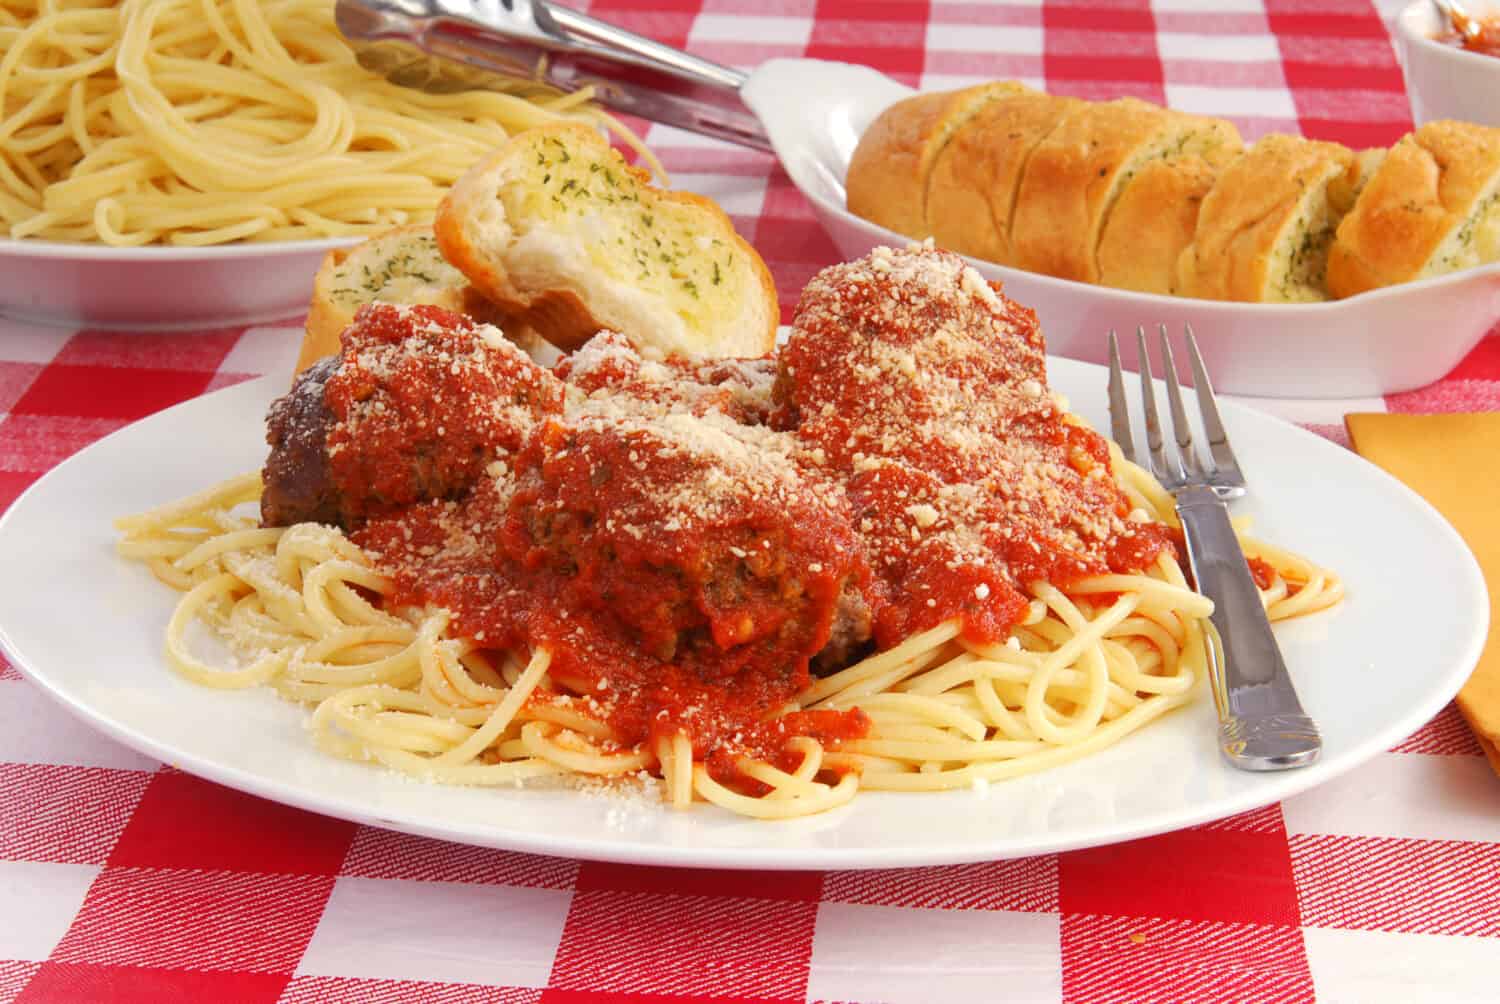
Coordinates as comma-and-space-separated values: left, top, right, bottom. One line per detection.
1184, 324, 1245, 485
1135, 326, 1177, 481
1106, 330, 1136, 461
1158, 325, 1204, 480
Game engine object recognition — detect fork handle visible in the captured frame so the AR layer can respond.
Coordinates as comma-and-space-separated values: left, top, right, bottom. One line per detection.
1174, 485, 1322, 771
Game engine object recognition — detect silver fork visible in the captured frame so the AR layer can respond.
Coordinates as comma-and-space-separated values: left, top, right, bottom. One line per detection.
1107, 325, 1321, 771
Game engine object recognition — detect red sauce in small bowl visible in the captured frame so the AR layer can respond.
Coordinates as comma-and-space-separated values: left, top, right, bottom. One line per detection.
1434, 21, 1500, 58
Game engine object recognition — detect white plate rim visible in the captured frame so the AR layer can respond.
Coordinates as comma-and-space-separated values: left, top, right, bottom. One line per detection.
0, 234, 363, 331
0, 368, 1487, 870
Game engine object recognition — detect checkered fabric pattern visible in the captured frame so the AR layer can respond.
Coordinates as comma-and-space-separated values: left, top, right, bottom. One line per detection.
2, 1, 1497, 1001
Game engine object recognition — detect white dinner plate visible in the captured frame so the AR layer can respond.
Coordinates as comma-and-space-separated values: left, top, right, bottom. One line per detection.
739, 58, 1500, 399
0, 364, 1486, 869
0, 236, 357, 331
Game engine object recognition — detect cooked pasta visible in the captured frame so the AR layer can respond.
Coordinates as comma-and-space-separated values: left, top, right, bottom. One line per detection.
0, 0, 655, 245
114, 445, 1340, 819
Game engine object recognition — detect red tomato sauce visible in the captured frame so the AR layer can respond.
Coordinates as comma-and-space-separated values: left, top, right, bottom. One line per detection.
1435, 22, 1500, 57
321, 304, 563, 523
1247, 556, 1277, 591
778, 246, 1174, 649
328, 250, 1178, 790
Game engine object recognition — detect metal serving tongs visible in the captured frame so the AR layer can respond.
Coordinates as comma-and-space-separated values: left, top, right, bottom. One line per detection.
335, 0, 770, 151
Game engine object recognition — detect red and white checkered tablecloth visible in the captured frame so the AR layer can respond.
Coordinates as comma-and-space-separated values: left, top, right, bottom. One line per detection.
2, 2, 1497, 1001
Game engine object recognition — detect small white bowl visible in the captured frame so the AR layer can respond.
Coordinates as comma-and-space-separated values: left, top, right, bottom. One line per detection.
1397, 1, 1500, 127
0, 236, 357, 331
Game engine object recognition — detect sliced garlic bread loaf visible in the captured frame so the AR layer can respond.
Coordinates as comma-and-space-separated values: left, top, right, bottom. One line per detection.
436, 123, 776, 358
925, 89, 1082, 267
1326, 121, 1500, 298
845, 81, 1027, 242
1011, 99, 1241, 284
1177, 135, 1362, 303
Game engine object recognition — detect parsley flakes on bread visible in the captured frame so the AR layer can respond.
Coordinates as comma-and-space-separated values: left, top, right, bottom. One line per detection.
435, 123, 777, 358
1175, 135, 1364, 303
1012, 97, 1241, 288
847, 81, 1500, 302
299, 225, 489, 374
1327, 120, 1500, 298
295, 124, 779, 375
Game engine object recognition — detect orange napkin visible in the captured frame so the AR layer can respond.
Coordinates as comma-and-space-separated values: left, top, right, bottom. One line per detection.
1346, 412, 1500, 775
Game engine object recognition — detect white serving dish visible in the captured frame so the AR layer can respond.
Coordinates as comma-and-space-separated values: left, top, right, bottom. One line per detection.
739, 58, 1500, 399
0, 366, 1485, 870
1397, 0, 1500, 128
0, 236, 357, 331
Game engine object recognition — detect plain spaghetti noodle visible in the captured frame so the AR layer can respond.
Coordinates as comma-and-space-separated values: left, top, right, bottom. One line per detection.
112, 450, 1340, 819
0, 0, 657, 245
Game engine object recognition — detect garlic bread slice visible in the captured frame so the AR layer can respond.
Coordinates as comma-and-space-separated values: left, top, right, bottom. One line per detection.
1177, 135, 1359, 303
925, 89, 1081, 267
299, 225, 479, 374
436, 123, 776, 358
1012, 99, 1240, 284
1327, 121, 1500, 298
846, 81, 1028, 243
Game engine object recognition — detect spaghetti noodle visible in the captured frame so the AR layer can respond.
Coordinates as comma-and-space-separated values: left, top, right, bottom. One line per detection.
0, 0, 656, 245
114, 448, 1339, 818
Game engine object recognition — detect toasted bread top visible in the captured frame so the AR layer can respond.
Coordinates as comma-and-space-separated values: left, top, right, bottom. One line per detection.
845, 82, 1028, 243
297, 225, 474, 375
1327, 121, 1500, 298
1178, 134, 1357, 303
1097, 156, 1219, 296
1011, 99, 1240, 284
436, 123, 777, 359
925, 89, 1081, 267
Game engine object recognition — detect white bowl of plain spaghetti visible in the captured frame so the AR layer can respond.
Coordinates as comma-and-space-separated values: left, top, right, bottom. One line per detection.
0, 236, 359, 330
0, 0, 644, 329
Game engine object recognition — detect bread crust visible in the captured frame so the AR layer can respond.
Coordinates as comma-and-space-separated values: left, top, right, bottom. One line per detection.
1010, 98, 1175, 284
842, 83, 1500, 301
502, 285, 616, 353
1327, 121, 1500, 298
1097, 156, 1217, 295
297, 224, 474, 375
845, 82, 1026, 242
925, 90, 1080, 266
295, 226, 511, 377
298, 244, 356, 374
1177, 135, 1355, 302
435, 123, 777, 359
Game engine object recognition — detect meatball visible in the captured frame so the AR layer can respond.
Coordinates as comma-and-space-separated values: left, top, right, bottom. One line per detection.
261, 356, 341, 527
501, 406, 870, 679
559, 329, 778, 426
777, 244, 1163, 647
816, 583, 875, 670
261, 303, 564, 528
775, 243, 1047, 480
